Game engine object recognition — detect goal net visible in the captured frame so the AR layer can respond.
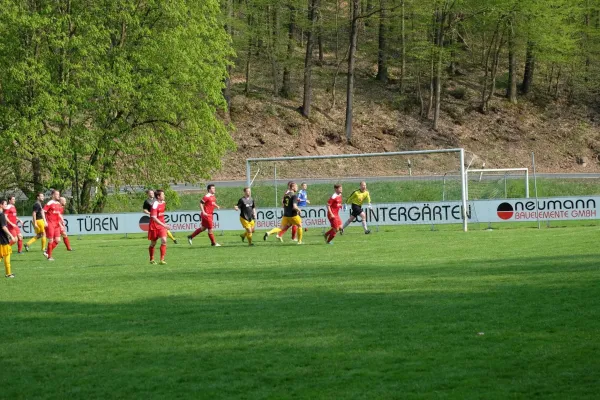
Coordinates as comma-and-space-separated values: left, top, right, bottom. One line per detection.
465, 168, 530, 200
465, 167, 534, 229
246, 149, 469, 232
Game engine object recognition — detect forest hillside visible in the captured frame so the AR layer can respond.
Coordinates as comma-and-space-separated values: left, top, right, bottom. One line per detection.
215, 0, 600, 179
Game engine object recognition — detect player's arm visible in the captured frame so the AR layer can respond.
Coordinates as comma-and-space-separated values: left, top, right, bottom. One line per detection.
151, 215, 169, 229
327, 203, 334, 217
5, 215, 17, 229
199, 200, 206, 215
234, 198, 242, 211
41, 207, 47, 225
292, 197, 300, 213
305, 191, 310, 204
346, 190, 357, 205
142, 200, 152, 215
366, 192, 372, 208
1, 220, 13, 242
150, 205, 169, 229
252, 201, 257, 219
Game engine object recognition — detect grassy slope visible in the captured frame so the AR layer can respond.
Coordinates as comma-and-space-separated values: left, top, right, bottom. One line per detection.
1, 226, 599, 399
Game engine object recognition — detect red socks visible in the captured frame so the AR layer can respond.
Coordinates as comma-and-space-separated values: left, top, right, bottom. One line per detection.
63, 237, 71, 251
208, 233, 216, 245
18, 239, 23, 253
325, 229, 337, 243
278, 226, 290, 238
160, 244, 166, 260
190, 227, 204, 239
291, 225, 298, 240
149, 246, 155, 260
47, 241, 58, 258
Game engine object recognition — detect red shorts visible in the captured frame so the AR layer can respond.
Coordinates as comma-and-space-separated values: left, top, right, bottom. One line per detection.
46, 223, 62, 239
201, 215, 213, 230
8, 225, 20, 237
328, 215, 342, 229
148, 227, 167, 241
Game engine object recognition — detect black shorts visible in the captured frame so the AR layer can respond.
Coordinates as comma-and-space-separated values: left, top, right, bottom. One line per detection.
350, 204, 364, 217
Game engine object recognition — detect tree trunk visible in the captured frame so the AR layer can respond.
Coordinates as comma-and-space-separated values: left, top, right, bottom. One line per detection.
481, 21, 500, 113
345, 0, 360, 142
223, 0, 233, 111
507, 17, 517, 104
317, 5, 324, 65
433, 7, 446, 131
399, 0, 406, 93
330, 45, 350, 110
417, 65, 424, 117
554, 66, 561, 98
521, 41, 535, 95
335, 0, 340, 61
375, 0, 388, 82
365, 0, 374, 27
427, 49, 434, 119
281, 5, 296, 98
32, 156, 43, 194
245, 36, 251, 95
486, 29, 505, 109
266, 5, 280, 95
302, 0, 319, 117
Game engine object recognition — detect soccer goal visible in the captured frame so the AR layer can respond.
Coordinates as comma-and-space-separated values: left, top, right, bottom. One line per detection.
246, 149, 470, 232
465, 168, 530, 200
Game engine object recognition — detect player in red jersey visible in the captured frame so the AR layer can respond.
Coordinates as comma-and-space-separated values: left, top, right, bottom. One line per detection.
3, 196, 23, 253
148, 190, 170, 264
43, 190, 63, 261
187, 184, 221, 247
324, 184, 343, 244
58, 197, 73, 251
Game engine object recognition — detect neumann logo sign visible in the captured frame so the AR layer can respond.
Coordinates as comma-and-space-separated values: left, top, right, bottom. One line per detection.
496, 198, 597, 220
497, 202, 514, 220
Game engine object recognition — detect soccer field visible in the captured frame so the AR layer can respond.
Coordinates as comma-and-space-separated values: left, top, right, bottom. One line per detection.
1, 226, 599, 399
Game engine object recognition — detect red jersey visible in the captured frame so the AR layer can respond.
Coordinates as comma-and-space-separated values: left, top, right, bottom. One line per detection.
44, 200, 62, 225
3, 204, 18, 225
201, 194, 217, 216
327, 193, 343, 216
149, 201, 166, 230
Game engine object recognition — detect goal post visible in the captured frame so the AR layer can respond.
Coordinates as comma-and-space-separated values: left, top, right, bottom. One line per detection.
465, 168, 530, 200
246, 148, 469, 232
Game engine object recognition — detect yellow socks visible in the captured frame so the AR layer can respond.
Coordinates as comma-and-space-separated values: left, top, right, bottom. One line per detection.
2, 255, 11, 276
267, 228, 282, 236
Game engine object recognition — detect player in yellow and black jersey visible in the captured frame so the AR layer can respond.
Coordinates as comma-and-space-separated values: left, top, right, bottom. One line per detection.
25, 192, 47, 253
342, 181, 372, 234
263, 181, 304, 244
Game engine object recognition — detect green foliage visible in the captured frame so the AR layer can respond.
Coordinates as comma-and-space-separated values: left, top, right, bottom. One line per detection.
0, 0, 234, 211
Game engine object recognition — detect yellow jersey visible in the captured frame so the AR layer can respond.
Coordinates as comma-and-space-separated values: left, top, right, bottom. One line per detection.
346, 189, 371, 206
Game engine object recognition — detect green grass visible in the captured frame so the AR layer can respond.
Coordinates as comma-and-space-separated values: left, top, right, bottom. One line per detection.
99, 178, 600, 214
1, 225, 599, 399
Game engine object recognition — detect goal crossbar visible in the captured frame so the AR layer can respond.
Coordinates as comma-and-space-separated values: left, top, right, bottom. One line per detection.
246, 149, 469, 232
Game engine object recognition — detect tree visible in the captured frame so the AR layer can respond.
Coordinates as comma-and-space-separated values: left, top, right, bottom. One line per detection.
302, 0, 319, 117
0, 0, 235, 212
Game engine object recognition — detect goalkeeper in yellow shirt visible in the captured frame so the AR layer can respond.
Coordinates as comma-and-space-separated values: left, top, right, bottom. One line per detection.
342, 181, 372, 234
